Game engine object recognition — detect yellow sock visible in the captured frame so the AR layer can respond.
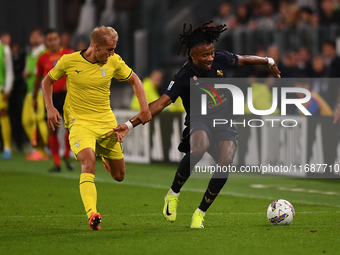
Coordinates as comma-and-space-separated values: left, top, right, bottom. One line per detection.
0, 115, 12, 148
79, 173, 97, 219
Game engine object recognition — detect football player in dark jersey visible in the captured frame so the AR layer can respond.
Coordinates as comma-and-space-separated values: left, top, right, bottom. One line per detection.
112, 20, 281, 228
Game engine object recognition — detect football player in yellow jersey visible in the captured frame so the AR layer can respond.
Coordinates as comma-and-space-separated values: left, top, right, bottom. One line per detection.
41, 26, 152, 231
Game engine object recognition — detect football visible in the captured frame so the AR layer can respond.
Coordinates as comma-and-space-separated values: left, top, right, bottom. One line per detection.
267, 199, 295, 225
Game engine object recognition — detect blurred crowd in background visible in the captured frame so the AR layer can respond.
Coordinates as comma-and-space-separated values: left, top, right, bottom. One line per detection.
1, 0, 340, 156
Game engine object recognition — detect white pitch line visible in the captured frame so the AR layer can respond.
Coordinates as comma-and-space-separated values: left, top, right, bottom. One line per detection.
2, 168, 340, 208
4, 211, 339, 219
250, 184, 340, 196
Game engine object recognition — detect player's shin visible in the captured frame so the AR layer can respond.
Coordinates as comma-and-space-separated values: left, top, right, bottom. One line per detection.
79, 173, 98, 219
198, 172, 229, 212
170, 153, 200, 193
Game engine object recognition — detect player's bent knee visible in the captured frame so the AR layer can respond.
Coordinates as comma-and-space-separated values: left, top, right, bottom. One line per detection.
115, 176, 124, 182
105, 158, 125, 181
108, 167, 125, 182
81, 160, 96, 174
78, 151, 96, 174
190, 147, 207, 161
111, 171, 125, 182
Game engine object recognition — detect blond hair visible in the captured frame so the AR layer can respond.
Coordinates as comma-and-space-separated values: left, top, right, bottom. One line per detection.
90, 26, 118, 46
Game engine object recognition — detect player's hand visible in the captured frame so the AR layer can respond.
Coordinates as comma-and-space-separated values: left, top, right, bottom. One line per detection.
46, 106, 62, 131
134, 110, 152, 125
333, 106, 340, 124
269, 63, 281, 78
107, 124, 129, 142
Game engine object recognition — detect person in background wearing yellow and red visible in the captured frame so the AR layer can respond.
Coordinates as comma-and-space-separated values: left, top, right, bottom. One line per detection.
33, 29, 74, 172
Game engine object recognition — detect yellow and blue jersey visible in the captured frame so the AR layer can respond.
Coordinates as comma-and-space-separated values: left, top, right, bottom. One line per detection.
49, 50, 133, 127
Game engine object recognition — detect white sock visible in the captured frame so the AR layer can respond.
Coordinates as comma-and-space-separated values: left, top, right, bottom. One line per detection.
168, 189, 179, 197
195, 208, 206, 216
4, 147, 11, 153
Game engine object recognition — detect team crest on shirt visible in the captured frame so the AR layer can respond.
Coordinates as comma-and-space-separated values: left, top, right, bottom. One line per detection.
217, 70, 223, 77
99, 68, 108, 76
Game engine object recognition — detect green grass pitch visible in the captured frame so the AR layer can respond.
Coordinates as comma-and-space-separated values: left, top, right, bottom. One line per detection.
0, 153, 339, 255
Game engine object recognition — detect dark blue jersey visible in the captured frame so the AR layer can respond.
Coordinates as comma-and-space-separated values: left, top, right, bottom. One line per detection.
165, 50, 239, 126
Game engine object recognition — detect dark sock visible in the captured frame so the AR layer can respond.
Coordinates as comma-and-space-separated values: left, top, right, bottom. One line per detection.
198, 172, 229, 212
170, 153, 200, 193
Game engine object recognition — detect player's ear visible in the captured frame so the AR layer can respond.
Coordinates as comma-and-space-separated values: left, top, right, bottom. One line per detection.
189, 50, 195, 60
94, 43, 99, 51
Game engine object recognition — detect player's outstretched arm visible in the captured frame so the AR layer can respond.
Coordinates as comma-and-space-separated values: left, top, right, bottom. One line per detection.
41, 74, 62, 131
237, 55, 281, 78
127, 73, 152, 124
109, 94, 172, 142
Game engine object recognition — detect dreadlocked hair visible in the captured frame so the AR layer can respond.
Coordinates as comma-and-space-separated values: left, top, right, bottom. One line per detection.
176, 20, 227, 56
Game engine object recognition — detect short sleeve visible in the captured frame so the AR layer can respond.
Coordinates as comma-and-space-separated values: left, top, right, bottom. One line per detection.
112, 55, 133, 81
220, 50, 239, 69
48, 55, 66, 81
164, 76, 184, 103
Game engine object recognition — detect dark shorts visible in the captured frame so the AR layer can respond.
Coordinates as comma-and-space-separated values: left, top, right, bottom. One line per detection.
178, 120, 238, 153
52, 92, 67, 116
